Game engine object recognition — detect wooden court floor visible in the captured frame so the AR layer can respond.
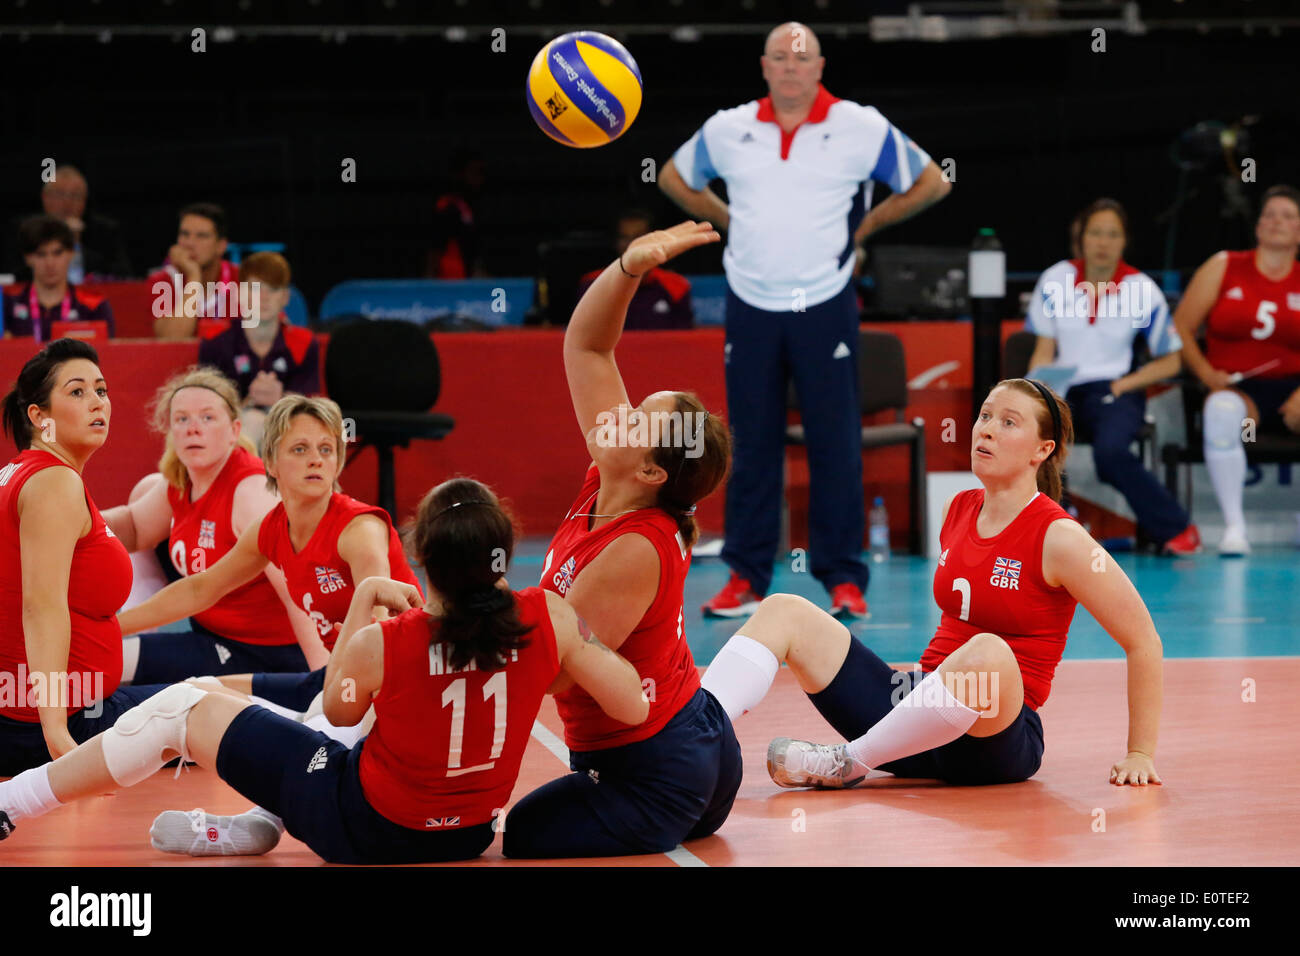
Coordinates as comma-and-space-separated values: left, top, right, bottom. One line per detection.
5, 657, 1296, 867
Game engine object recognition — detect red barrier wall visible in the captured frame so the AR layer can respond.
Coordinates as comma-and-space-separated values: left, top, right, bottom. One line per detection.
0, 321, 1025, 542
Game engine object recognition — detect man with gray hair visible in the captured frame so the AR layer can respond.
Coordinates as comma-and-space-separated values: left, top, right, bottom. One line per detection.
5, 164, 132, 281
660, 21, 951, 620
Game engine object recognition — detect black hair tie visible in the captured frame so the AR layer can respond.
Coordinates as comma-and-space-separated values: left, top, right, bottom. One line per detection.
1026, 379, 1061, 459
462, 587, 513, 614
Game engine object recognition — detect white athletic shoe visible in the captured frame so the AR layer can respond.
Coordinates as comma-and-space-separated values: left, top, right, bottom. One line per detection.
150, 808, 281, 857
767, 737, 865, 790
1219, 526, 1251, 557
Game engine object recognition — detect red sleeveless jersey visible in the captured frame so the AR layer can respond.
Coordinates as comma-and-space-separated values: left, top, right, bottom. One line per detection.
256, 492, 420, 651
166, 446, 295, 646
1205, 250, 1300, 377
920, 489, 1079, 710
540, 464, 699, 751
0, 450, 133, 721
359, 588, 560, 829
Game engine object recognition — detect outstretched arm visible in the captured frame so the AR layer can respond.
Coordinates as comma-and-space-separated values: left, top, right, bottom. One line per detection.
118, 519, 269, 636
563, 221, 719, 440
1043, 518, 1163, 785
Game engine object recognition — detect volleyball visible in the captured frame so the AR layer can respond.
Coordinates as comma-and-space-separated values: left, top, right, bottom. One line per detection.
526, 31, 643, 148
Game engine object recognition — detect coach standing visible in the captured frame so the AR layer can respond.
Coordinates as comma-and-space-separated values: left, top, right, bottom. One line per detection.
660, 22, 951, 619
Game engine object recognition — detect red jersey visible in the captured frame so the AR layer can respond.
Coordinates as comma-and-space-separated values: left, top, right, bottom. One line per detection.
359, 588, 560, 829
166, 445, 295, 646
921, 489, 1079, 711
256, 492, 420, 651
540, 464, 699, 751
1205, 250, 1300, 377
0, 450, 133, 721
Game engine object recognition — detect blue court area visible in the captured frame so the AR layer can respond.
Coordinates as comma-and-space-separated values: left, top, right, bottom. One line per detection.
512, 541, 1299, 664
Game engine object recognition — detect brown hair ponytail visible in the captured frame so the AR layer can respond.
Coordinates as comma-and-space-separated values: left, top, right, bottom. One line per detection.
648, 392, 731, 549
409, 477, 530, 672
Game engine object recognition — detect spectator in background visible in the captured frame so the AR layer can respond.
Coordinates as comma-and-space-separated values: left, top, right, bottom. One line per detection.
425, 149, 487, 279
575, 209, 694, 330
2, 216, 114, 341
198, 251, 319, 448
151, 203, 240, 339
1025, 198, 1198, 555
3, 165, 132, 282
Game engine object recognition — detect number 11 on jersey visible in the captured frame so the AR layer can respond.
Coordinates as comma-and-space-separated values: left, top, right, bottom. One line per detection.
443, 672, 508, 777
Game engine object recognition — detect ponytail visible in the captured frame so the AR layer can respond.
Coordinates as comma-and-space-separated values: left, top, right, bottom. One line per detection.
649, 392, 731, 550
410, 478, 530, 672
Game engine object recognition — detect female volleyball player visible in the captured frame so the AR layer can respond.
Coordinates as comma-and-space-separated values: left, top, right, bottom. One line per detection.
0, 340, 171, 776
102, 367, 326, 686
117, 393, 419, 713
1025, 197, 1198, 554
1173, 183, 1300, 555
502, 220, 741, 858
0, 479, 649, 863
701, 378, 1165, 789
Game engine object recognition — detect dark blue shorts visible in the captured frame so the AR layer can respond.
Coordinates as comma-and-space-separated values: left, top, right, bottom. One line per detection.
250, 667, 327, 712
1235, 375, 1300, 434
503, 687, 743, 858
216, 705, 495, 864
0, 683, 172, 777
130, 625, 308, 686
808, 637, 1044, 785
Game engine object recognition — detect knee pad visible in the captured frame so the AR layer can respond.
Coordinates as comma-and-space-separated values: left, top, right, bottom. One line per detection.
101, 682, 209, 788
1203, 391, 1248, 452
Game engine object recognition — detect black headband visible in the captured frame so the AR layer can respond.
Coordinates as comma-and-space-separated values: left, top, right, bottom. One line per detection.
1026, 380, 1061, 459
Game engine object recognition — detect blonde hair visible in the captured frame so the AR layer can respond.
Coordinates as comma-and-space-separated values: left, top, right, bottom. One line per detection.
151, 365, 257, 492
260, 394, 347, 494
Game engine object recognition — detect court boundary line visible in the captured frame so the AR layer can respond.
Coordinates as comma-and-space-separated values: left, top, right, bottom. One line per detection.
529, 720, 709, 868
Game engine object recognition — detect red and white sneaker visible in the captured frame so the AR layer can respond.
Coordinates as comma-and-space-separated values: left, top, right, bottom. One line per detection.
1161, 524, 1202, 556
702, 572, 762, 618
829, 582, 869, 620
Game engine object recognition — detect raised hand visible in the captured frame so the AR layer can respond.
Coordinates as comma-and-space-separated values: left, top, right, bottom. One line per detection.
620, 220, 720, 276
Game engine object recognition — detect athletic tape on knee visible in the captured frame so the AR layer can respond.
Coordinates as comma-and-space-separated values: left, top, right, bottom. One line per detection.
1203, 391, 1248, 453
101, 682, 209, 788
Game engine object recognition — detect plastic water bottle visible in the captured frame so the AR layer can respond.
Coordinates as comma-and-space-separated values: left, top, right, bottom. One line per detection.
869, 496, 890, 563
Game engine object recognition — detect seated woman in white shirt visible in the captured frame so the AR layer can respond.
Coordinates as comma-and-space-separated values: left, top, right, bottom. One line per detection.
1025, 198, 1199, 554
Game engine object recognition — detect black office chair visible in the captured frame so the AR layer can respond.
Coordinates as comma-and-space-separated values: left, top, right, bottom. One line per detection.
785, 328, 928, 555
324, 318, 455, 521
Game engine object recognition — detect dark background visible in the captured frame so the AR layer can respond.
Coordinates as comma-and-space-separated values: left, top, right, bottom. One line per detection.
1, 0, 1296, 307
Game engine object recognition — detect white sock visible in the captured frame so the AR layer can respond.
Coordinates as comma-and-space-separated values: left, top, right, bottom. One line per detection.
845, 671, 981, 773
701, 634, 780, 721
249, 695, 305, 722
1203, 391, 1248, 533
247, 805, 284, 834
304, 711, 366, 748
0, 764, 63, 823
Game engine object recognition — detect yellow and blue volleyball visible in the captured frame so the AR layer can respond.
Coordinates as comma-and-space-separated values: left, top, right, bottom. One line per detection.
526, 31, 643, 148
